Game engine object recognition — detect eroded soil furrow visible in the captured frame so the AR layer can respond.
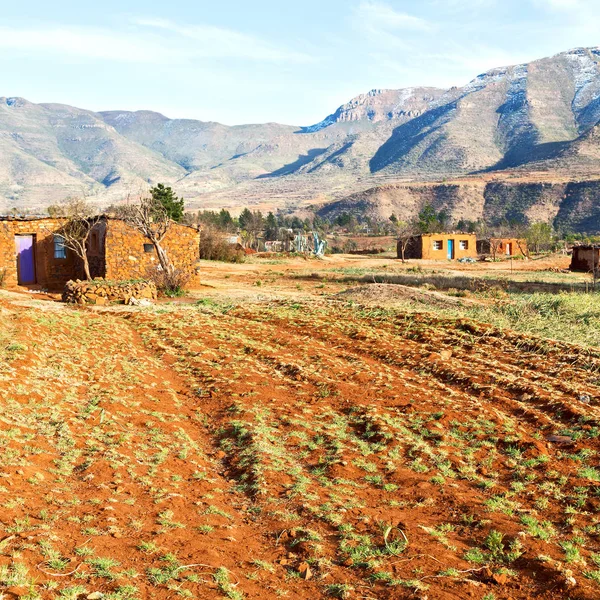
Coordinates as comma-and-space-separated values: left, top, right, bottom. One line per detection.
123, 302, 600, 600
229, 305, 598, 434
6, 293, 600, 600
0, 302, 329, 600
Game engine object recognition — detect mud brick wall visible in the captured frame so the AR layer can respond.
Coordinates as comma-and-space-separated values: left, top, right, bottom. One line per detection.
104, 219, 200, 286
402, 234, 478, 260
477, 238, 528, 257
571, 246, 600, 272
0, 218, 81, 289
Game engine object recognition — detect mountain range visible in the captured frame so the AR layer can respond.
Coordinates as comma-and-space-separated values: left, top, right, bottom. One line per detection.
2, 47, 600, 230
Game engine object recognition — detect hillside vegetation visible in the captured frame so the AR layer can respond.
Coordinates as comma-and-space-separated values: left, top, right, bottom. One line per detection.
2, 47, 600, 229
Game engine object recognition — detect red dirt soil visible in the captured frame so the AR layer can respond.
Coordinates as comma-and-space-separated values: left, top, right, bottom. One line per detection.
1, 287, 600, 599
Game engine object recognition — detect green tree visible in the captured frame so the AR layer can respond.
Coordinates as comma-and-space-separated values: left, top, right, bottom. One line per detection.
335, 213, 352, 227
218, 209, 235, 232
527, 222, 554, 253
197, 210, 219, 228
150, 184, 185, 222
417, 204, 441, 233
238, 208, 253, 231
238, 209, 264, 249
290, 216, 304, 230
265, 212, 278, 241
313, 214, 328, 233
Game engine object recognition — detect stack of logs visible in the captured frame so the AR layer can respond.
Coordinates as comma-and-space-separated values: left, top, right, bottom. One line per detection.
62, 279, 157, 305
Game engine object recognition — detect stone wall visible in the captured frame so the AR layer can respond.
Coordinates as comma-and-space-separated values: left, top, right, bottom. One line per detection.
104, 219, 200, 286
0, 218, 81, 289
63, 279, 157, 305
88, 221, 107, 279
0, 217, 201, 289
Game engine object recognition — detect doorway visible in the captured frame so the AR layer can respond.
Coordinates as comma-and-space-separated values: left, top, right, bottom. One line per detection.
447, 239, 455, 260
15, 235, 36, 285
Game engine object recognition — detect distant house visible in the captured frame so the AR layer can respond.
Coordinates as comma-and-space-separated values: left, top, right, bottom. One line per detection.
0, 216, 200, 289
264, 240, 284, 252
399, 233, 477, 260
571, 245, 600, 272
223, 234, 242, 246
477, 238, 528, 258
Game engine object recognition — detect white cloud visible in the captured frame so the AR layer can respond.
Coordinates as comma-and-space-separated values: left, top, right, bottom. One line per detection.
351, 2, 434, 54
0, 20, 314, 65
354, 1, 433, 33
133, 18, 314, 63
0, 26, 176, 63
532, 0, 599, 14
530, 0, 600, 42
533, 0, 582, 8
365, 42, 531, 91
428, 0, 497, 10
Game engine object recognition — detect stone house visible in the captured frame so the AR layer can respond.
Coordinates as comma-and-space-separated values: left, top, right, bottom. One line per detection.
400, 233, 478, 260
477, 238, 528, 258
570, 245, 600, 273
0, 216, 200, 289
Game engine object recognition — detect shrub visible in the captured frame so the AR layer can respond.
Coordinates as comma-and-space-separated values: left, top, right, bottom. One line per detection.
330, 239, 358, 254
199, 228, 245, 263
146, 266, 190, 296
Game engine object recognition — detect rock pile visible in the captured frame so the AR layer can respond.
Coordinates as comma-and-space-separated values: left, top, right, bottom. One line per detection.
62, 279, 157, 305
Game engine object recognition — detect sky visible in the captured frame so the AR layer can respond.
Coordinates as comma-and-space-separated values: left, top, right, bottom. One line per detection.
1, 0, 599, 126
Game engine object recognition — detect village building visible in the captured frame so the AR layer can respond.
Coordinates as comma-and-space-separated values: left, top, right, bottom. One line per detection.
570, 245, 600, 273
399, 233, 478, 260
264, 240, 284, 252
223, 234, 242, 246
477, 238, 528, 258
0, 216, 200, 289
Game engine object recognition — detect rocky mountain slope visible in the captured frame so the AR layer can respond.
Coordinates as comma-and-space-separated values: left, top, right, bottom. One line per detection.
317, 176, 600, 233
1, 47, 600, 230
0, 97, 186, 208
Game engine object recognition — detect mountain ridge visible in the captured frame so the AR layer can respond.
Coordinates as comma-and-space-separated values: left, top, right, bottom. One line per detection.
1, 46, 600, 231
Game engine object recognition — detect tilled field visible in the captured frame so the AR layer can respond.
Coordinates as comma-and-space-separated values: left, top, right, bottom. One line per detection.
2, 294, 600, 600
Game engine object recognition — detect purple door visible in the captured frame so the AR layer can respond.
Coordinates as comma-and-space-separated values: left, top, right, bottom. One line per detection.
15, 235, 36, 284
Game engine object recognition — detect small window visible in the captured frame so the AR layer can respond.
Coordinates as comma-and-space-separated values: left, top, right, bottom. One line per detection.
433, 240, 443, 251
459, 240, 469, 250
54, 235, 66, 259
143, 243, 154, 253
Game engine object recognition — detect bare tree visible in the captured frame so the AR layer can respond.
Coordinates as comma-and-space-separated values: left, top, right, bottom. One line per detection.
395, 220, 418, 263
489, 237, 502, 261
116, 194, 174, 275
506, 222, 529, 258
52, 197, 101, 280
238, 209, 264, 250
